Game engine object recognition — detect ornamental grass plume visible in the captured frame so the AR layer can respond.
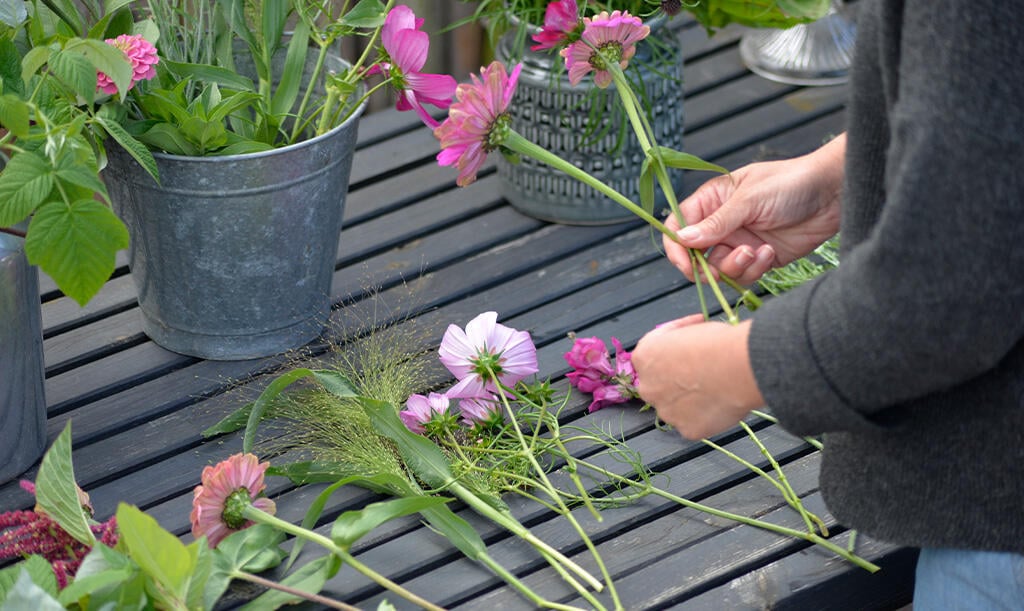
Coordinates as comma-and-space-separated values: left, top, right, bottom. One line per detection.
561, 10, 651, 88
0, 481, 118, 589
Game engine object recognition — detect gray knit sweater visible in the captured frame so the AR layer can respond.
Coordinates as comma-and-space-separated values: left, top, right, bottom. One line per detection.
747, 0, 1024, 552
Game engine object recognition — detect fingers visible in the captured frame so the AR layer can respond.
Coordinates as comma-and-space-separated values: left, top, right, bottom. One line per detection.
709, 243, 776, 285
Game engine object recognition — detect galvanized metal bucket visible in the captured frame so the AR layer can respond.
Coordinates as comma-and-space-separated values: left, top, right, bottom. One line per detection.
105, 55, 365, 360
0, 231, 47, 483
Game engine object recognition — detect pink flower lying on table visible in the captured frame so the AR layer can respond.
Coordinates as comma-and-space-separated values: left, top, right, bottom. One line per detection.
458, 395, 505, 429
191, 453, 276, 547
96, 34, 158, 95
565, 336, 640, 412
531, 0, 582, 51
439, 311, 538, 398
560, 10, 650, 87
368, 4, 457, 128
434, 62, 522, 186
400, 391, 453, 434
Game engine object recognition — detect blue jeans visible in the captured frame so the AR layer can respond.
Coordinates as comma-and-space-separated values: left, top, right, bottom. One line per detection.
914, 548, 1024, 610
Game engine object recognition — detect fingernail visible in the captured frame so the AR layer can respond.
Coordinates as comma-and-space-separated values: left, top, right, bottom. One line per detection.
678, 226, 700, 242
734, 247, 754, 266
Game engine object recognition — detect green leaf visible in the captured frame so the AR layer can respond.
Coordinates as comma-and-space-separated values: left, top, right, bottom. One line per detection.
49, 48, 99, 105
160, 59, 255, 91
361, 398, 455, 490
133, 122, 200, 156
0, 0, 27, 27
54, 150, 109, 198
312, 369, 359, 398
260, 0, 290, 57
0, 570, 63, 611
0, 40, 25, 97
115, 503, 193, 607
270, 20, 310, 117
639, 155, 655, 217
66, 38, 134, 101
214, 139, 275, 155
25, 198, 129, 306
20, 46, 51, 85
57, 545, 138, 606
341, 0, 387, 28
34, 421, 95, 546
239, 555, 342, 611
654, 146, 729, 175
207, 90, 263, 123
204, 524, 286, 610
0, 152, 54, 227
97, 116, 160, 183
0, 95, 31, 139
181, 117, 228, 152
331, 496, 450, 549
185, 539, 213, 611
243, 368, 318, 453
0, 556, 58, 601
417, 505, 488, 560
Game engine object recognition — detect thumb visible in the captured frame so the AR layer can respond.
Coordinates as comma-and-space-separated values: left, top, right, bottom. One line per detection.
675, 205, 748, 249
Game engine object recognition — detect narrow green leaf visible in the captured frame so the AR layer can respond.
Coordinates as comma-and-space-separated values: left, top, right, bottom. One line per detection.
655, 146, 729, 175
331, 496, 450, 548
240, 555, 342, 611
213, 140, 275, 156
203, 402, 254, 437
0, 557, 58, 601
24, 199, 129, 306
243, 368, 318, 453
0, 570, 63, 611
97, 116, 160, 183
311, 370, 359, 399
361, 398, 455, 489
159, 59, 255, 91
133, 123, 201, 156
0, 95, 29, 138
418, 505, 488, 560
207, 90, 263, 123
270, 20, 310, 117
639, 155, 655, 216
260, 0, 290, 57
341, 0, 387, 28
34, 422, 95, 546
115, 503, 193, 606
39, 0, 83, 35
0, 152, 54, 227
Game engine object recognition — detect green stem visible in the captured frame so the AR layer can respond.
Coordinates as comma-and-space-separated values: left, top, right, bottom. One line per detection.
232, 570, 359, 610
242, 506, 445, 611
477, 552, 588, 611
737, 421, 819, 535
751, 409, 824, 451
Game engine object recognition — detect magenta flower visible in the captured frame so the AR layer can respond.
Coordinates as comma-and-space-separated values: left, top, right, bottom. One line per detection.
400, 392, 453, 434
564, 336, 616, 393
191, 453, 277, 548
368, 5, 456, 128
531, 0, 581, 51
589, 382, 632, 412
97, 34, 159, 95
458, 396, 504, 428
434, 61, 522, 186
560, 11, 650, 88
439, 311, 538, 398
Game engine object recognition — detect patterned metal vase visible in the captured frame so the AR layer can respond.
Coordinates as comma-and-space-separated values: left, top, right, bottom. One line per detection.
495, 19, 685, 225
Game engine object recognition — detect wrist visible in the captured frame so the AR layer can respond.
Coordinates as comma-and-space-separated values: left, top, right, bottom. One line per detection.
727, 320, 765, 411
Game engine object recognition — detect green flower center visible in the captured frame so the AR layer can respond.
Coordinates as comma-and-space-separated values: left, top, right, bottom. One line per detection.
590, 43, 623, 71
471, 349, 504, 378
221, 488, 253, 530
485, 113, 512, 152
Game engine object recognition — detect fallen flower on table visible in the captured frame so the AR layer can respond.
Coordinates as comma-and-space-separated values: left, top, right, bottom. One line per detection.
191, 452, 277, 548
564, 334, 641, 412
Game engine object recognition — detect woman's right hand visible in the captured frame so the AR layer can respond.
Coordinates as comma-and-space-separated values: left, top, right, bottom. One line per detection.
665, 134, 847, 285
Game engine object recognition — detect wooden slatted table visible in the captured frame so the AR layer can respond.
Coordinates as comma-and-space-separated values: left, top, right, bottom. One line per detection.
3, 17, 918, 611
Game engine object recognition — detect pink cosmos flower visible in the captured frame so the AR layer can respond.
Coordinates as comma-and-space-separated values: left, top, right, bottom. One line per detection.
368, 5, 456, 128
434, 61, 522, 186
458, 396, 504, 428
400, 392, 452, 434
97, 34, 159, 95
191, 453, 276, 548
560, 11, 650, 88
564, 336, 616, 393
531, 0, 581, 51
439, 311, 538, 398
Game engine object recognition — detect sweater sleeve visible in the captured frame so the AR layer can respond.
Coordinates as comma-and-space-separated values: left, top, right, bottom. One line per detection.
748, 0, 1024, 436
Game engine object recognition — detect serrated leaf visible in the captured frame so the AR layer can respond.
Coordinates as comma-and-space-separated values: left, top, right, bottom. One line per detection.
49, 48, 99, 105
331, 496, 449, 548
0, 570, 63, 611
0, 556, 58, 601
0, 152, 54, 226
66, 38, 134, 101
97, 116, 160, 183
20, 46, 51, 84
54, 151, 108, 197
34, 421, 95, 546
0, 94, 31, 138
341, 0, 387, 28
0, 0, 27, 27
115, 503, 193, 607
0, 40, 25, 97
24, 199, 129, 305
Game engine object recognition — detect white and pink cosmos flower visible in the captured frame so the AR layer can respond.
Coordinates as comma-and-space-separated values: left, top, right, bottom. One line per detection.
438, 311, 538, 398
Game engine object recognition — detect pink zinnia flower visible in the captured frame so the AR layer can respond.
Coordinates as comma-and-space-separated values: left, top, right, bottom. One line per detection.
368, 5, 456, 128
191, 453, 276, 548
439, 311, 538, 398
560, 11, 650, 88
400, 392, 452, 434
531, 0, 581, 51
434, 61, 522, 186
97, 34, 159, 95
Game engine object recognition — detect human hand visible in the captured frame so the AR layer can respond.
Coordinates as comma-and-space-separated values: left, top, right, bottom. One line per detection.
632, 317, 763, 440
665, 134, 846, 285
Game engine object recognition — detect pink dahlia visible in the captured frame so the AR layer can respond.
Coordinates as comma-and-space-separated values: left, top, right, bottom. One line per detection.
531, 0, 581, 51
434, 61, 522, 186
400, 392, 453, 434
560, 11, 650, 88
439, 311, 538, 398
368, 5, 457, 128
97, 34, 159, 95
191, 453, 276, 548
